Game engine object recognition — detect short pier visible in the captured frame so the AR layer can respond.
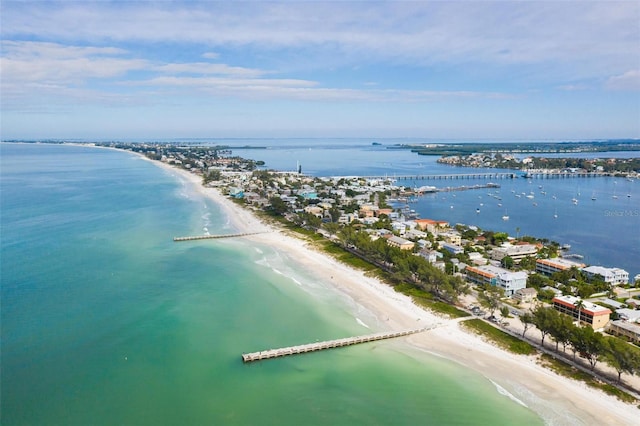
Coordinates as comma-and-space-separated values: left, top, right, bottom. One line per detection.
241, 327, 431, 363
173, 232, 266, 242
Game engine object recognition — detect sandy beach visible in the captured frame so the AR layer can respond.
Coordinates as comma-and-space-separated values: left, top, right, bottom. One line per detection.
155, 159, 638, 426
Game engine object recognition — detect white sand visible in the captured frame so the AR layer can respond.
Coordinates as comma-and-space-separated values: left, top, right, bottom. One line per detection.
153, 159, 639, 425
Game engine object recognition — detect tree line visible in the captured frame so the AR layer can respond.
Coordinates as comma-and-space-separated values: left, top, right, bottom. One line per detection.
520, 306, 640, 384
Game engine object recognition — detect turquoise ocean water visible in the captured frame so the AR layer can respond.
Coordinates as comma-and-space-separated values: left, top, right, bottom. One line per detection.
1, 143, 543, 425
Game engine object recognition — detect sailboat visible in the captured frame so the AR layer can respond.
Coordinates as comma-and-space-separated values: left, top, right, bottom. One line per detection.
591, 191, 596, 201
553, 208, 558, 219
502, 210, 509, 221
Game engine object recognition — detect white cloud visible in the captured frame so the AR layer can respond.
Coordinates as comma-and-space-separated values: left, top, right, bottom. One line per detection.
3, 1, 638, 75
1, 41, 147, 85
606, 70, 640, 91
153, 62, 266, 77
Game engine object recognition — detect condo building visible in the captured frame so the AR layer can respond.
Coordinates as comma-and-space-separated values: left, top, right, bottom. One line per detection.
536, 258, 586, 275
465, 265, 527, 296
552, 295, 611, 330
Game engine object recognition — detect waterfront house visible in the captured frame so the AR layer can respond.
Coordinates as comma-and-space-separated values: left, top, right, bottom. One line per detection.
536, 258, 586, 275
490, 243, 538, 263
582, 265, 629, 286
414, 218, 449, 233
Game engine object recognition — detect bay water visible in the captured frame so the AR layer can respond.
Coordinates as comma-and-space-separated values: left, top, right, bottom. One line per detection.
238, 140, 639, 278
1, 142, 543, 425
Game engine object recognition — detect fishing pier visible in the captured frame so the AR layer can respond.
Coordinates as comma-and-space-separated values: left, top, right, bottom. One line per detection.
173, 232, 267, 242
241, 326, 432, 363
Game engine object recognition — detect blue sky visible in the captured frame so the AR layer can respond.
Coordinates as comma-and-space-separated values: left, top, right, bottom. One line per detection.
1, 1, 639, 140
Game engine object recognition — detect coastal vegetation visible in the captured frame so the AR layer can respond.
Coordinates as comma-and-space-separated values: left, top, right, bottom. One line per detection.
390, 139, 640, 157
462, 319, 536, 355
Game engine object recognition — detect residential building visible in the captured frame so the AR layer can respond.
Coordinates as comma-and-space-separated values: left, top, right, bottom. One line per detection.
405, 229, 428, 240
440, 242, 464, 255
514, 287, 538, 303
606, 321, 640, 344
490, 243, 538, 262
419, 249, 440, 264
440, 231, 462, 246
582, 265, 629, 286
414, 219, 449, 233
303, 205, 323, 217
386, 236, 415, 250
467, 252, 486, 265
552, 295, 611, 329
465, 265, 527, 295
536, 258, 586, 275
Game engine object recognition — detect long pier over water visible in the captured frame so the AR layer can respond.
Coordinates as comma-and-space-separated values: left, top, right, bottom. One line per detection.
173, 232, 266, 242
241, 326, 432, 363
335, 172, 518, 181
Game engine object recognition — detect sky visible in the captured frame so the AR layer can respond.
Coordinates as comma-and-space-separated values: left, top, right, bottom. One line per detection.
1, 1, 639, 141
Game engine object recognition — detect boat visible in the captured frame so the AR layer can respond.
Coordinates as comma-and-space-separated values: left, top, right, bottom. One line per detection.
502, 210, 509, 221
476, 208, 480, 214
572, 198, 578, 205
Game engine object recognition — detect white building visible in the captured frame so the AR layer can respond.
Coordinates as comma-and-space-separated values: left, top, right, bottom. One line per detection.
536, 258, 586, 275
465, 265, 527, 295
490, 243, 538, 262
582, 265, 629, 286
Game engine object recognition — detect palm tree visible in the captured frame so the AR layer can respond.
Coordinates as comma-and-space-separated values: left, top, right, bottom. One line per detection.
515, 227, 521, 239
575, 299, 585, 325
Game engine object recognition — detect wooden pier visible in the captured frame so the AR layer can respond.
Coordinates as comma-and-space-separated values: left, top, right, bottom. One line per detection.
173, 232, 266, 242
241, 326, 432, 363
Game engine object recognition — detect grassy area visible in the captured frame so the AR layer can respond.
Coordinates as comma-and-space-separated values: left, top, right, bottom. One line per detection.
394, 283, 470, 319
539, 354, 638, 405
462, 319, 536, 356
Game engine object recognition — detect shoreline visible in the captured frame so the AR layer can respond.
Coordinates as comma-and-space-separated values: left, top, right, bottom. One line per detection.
144, 155, 638, 425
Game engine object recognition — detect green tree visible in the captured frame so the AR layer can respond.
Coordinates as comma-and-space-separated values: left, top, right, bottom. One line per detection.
569, 326, 605, 370
268, 196, 289, 216
328, 206, 342, 223
519, 312, 535, 338
501, 255, 514, 269
478, 285, 504, 318
603, 337, 640, 384
532, 306, 556, 347
499, 306, 510, 322
548, 310, 575, 352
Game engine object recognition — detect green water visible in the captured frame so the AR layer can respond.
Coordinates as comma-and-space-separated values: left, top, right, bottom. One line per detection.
1, 143, 543, 425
